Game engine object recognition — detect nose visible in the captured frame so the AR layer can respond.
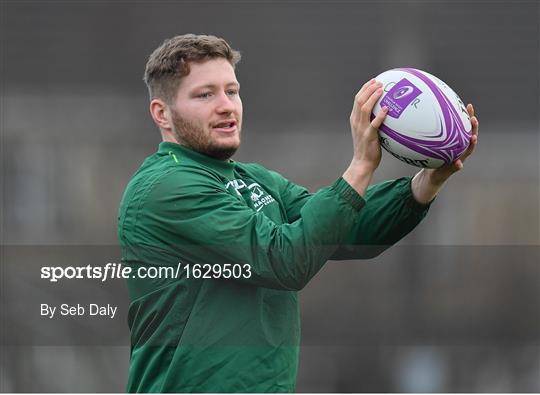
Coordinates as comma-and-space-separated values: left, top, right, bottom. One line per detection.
215, 91, 236, 114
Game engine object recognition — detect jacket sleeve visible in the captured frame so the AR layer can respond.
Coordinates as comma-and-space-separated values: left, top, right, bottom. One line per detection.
149, 170, 365, 291
267, 170, 433, 259
330, 177, 433, 259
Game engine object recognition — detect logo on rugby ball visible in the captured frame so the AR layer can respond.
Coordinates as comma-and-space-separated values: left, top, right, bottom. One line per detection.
392, 86, 414, 100
380, 78, 422, 119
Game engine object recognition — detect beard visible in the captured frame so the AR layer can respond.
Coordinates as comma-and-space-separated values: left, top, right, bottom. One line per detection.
170, 109, 240, 161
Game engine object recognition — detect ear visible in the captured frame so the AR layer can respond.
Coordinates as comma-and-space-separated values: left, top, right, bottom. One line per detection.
149, 99, 172, 131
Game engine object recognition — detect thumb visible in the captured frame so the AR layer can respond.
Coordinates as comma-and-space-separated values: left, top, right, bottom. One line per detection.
370, 106, 389, 129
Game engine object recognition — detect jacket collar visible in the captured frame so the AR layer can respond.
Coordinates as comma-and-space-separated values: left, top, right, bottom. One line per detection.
158, 141, 236, 179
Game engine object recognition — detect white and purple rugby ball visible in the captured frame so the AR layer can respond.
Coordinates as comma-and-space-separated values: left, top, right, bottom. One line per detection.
372, 68, 472, 168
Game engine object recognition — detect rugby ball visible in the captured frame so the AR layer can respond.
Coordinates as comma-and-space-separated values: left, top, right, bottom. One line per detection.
372, 68, 472, 168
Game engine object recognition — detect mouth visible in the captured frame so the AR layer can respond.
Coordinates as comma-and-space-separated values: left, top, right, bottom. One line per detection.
212, 120, 238, 133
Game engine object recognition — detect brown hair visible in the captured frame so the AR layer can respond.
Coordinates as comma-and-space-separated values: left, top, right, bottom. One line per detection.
143, 34, 241, 103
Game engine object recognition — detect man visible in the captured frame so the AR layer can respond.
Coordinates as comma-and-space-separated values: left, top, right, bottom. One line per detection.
118, 34, 478, 392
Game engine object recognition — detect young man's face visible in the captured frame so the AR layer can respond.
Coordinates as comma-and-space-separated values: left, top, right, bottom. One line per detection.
169, 58, 243, 160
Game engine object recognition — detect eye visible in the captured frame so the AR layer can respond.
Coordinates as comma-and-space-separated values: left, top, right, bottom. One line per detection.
226, 89, 239, 96
196, 92, 212, 99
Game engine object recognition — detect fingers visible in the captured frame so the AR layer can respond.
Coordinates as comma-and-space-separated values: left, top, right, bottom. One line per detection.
467, 103, 479, 136
357, 81, 383, 108
445, 159, 463, 175
460, 132, 478, 162
351, 84, 384, 125
449, 102, 479, 167
467, 103, 475, 118
471, 115, 479, 137
363, 86, 384, 115
352, 81, 382, 113
446, 127, 477, 173
429, 103, 478, 177
459, 104, 479, 163
356, 78, 378, 98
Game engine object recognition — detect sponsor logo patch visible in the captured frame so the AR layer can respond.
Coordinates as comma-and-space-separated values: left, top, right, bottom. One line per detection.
225, 179, 276, 212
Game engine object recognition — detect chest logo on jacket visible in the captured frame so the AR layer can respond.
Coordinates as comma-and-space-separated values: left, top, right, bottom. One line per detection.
225, 179, 276, 212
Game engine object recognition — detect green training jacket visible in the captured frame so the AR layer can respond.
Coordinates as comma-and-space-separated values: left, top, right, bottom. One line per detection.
117, 141, 432, 393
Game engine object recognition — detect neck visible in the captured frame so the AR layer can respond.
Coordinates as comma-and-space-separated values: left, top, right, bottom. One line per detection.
161, 130, 179, 144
